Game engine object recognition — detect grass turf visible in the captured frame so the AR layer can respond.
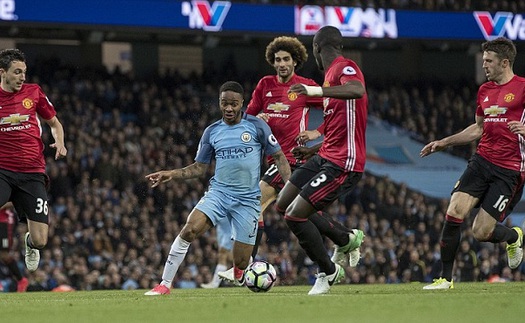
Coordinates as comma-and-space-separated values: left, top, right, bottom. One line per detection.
1, 283, 524, 323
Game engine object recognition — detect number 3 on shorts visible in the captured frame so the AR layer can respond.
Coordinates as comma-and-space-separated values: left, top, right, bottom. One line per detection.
310, 174, 327, 188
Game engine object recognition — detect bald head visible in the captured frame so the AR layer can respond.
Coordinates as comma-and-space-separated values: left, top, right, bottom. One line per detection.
314, 26, 343, 51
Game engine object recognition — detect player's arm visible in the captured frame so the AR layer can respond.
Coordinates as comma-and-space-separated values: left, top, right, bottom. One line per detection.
145, 162, 208, 188
44, 116, 67, 160
420, 116, 483, 157
292, 143, 322, 161
271, 150, 291, 183
289, 80, 365, 100
296, 129, 322, 145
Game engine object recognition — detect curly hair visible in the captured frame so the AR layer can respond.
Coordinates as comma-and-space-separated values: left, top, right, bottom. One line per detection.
482, 37, 517, 67
0, 49, 25, 71
265, 36, 308, 69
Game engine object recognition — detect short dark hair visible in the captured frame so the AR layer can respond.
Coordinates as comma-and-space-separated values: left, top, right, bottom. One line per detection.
482, 37, 517, 67
314, 26, 343, 50
0, 49, 25, 70
219, 81, 244, 96
265, 36, 308, 69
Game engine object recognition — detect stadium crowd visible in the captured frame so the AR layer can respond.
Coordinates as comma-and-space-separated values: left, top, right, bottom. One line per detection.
0, 60, 523, 292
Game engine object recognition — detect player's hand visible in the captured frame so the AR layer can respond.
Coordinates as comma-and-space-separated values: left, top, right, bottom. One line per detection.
145, 170, 174, 188
256, 113, 270, 122
50, 143, 67, 160
296, 130, 321, 145
291, 146, 316, 160
508, 121, 525, 136
420, 140, 446, 157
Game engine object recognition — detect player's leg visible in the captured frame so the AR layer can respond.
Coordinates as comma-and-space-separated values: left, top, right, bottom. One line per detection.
424, 156, 489, 290
476, 170, 524, 269
229, 195, 260, 285
232, 241, 253, 286
253, 180, 277, 259
276, 157, 351, 294
202, 217, 233, 288
424, 191, 478, 290
145, 208, 213, 295
12, 173, 49, 272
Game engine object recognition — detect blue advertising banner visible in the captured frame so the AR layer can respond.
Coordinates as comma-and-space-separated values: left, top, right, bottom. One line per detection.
2, 0, 525, 41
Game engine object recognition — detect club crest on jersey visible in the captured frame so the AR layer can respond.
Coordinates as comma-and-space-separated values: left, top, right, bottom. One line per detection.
22, 98, 34, 109
504, 93, 515, 103
268, 102, 290, 113
241, 132, 252, 142
484, 105, 507, 117
287, 92, 298, 101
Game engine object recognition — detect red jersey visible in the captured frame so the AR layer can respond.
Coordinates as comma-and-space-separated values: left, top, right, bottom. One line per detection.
476, 75, 525, 171
0, 208, 15, 224
246, 74, 323, 166
0, 83, 56, 173
318, 56, 368, 172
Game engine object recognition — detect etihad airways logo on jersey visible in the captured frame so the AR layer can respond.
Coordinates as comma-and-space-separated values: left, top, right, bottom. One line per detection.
181, 1, 231, 32
474, 11, 525, 40
484, 105, 507, 117
216, 147, 253, 159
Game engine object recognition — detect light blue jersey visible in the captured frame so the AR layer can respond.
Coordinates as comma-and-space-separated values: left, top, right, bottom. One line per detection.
194, 113, 281, 244
195, 113, 281, 199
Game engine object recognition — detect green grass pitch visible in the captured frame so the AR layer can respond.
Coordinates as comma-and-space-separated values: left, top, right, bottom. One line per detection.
1, 283, 524, 323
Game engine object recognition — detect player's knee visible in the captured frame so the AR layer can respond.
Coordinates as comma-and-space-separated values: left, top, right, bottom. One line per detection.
179, 226, 199, 242
472, 225, 491, 241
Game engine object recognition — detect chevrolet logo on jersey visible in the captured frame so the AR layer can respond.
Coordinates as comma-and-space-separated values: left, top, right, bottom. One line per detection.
484, 105, 507, 117
267, 102, 290, 113
1, 113, 30, 125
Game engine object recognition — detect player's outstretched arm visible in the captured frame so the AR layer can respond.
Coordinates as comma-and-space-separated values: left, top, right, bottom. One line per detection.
420, 121, 482, 158
146, 162, 208, 187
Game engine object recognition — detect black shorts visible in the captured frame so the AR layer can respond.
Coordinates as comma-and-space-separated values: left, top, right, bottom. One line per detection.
261, 163, 302, 192
454, 154, 524, 222
289, 154, 362, 210
0, 168, 50, 224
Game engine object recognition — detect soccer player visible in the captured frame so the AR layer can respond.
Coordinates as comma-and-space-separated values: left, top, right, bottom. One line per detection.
275, 26, 369, 295
221, 36, 365, 278
144, 81, 291, 295
0, 49, 67, 273
218, 36, 364, 283
0, 203, 29, 292
422, 37, 525, 290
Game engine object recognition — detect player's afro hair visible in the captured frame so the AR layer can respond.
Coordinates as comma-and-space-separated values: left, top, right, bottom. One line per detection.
265, 36, 308, 69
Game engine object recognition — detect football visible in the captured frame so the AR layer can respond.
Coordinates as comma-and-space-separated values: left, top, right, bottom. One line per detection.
244, 261, 277, 292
